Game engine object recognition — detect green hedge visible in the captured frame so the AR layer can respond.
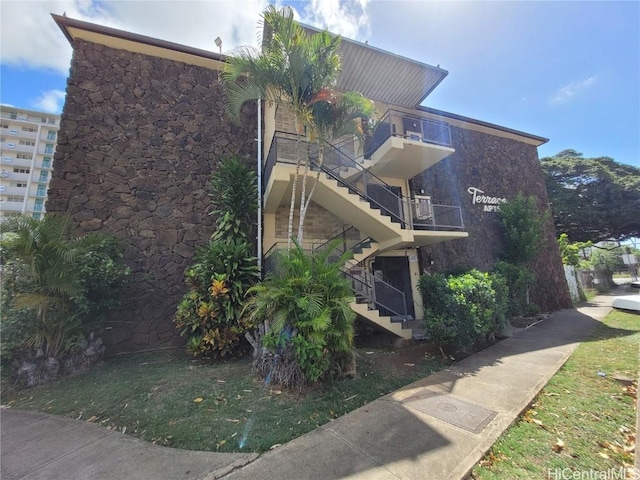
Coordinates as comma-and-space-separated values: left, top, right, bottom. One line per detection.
418, 269, 508, 357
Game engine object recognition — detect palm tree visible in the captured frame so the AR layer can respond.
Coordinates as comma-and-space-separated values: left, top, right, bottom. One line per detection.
1, 214, 106, 356
222, 5, 375, 249
244, 240, 356, 385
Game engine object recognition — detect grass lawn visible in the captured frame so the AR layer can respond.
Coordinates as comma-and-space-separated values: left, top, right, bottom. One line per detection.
470, 309, 639, 479
1, 344, 446, 453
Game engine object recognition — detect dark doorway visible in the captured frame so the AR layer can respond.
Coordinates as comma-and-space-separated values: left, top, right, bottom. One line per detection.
371, 256, 414, 320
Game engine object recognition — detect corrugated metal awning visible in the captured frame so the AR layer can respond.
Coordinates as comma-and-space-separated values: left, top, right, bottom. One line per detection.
301, 24, 448, 108
336, 39, 447, 108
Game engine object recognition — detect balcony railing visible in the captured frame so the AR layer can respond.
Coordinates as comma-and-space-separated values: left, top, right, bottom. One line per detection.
264, 132, 464, 231
365, 109, 452, 156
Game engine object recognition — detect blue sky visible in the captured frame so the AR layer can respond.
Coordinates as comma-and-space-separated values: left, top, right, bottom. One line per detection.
1, 1, 638, 166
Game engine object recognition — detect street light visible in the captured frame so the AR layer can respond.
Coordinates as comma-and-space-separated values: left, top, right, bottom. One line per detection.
214, 37, 222, 53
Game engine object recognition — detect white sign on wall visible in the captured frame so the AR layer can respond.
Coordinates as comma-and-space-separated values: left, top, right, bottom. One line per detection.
467, 187, 507, 212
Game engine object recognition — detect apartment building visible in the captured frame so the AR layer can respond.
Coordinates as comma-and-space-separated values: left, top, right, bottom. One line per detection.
0, 106, 59, 221
49, 15, 571, 352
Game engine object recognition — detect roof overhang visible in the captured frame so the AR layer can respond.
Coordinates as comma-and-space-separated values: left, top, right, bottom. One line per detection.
52, 14, 226, 71
300, 24, 448, 108
418, 106, 549, 147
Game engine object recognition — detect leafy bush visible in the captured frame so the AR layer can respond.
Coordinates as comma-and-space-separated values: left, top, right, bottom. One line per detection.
0, 214, 129, 361
245, 242, 356, 385
174, 156, 259, 357
418, 269, 509, 357
496, 194, 547, 315
174, 240, 259, 356
498, 194, 547, 265
493, 260, 536, 317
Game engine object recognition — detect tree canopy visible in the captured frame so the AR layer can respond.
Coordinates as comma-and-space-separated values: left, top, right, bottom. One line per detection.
222, 6, 375, 247
541, 151, 640, 242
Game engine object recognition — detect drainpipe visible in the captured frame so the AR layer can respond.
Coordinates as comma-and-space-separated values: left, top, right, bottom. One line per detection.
257, 98, 263, 279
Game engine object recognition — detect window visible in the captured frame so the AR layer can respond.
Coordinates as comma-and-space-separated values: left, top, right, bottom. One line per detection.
1, 124, 8, 129
21, 126, 36, 133
32, 213, 41, 220
9, 112, 17, 120
10, 129, 17, 135
7, 196, 24, 203
39, 171, 48, 182
16, 153, 31, 159
41, 118, 47, 123
44, 144, 54, 154
36, 185, 46, 197
19, 140, 36, 146
42, 157, 52, 168
48, 118, 56, 125
15, 182, 27, 188
13, 168, 30, 174
2, 157, 11, 163
6, 142, 15, 149
34, 199, 44, 211
47, 131, 57, 141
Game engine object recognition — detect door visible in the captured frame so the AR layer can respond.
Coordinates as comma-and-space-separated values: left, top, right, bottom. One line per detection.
372, 256, 414, 320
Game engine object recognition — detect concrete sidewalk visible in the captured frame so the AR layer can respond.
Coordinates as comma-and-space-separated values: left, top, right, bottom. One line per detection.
1, 294, 619, 480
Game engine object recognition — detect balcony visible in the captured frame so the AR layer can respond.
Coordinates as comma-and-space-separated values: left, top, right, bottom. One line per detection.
1, 186, 28, 196
263, 133, 466, 252
364, 109, 455, 180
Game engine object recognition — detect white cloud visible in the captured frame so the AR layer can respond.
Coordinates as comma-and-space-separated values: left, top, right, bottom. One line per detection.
0, 0, 372, 74
0, 0, 116, 73
32, 89, 66, 113
296, 0, 371, 41
550, 75, 598, 105
0, 1, 269, 74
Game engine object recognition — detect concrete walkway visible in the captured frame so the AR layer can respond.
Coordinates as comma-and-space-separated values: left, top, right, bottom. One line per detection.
1, 294, 623, 480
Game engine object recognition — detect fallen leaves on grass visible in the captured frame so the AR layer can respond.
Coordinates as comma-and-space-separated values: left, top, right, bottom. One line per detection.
623, 382, 637, 401
478, 452, 500, 469
193, 397, 204, 403
552, 439, 565, 453
523, 409, 548, 430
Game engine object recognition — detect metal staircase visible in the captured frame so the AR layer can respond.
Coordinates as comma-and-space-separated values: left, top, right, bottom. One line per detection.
262, 132, 465, 339
267, 226, 416, 340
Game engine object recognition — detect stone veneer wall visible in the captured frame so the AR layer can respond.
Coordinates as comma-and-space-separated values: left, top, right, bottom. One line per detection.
274, 202, 359, 241
47, 40, 258, 353
412, 126, 572, 312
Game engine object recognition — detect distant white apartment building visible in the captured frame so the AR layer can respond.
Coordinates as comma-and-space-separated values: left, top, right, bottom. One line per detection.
0, 106, 60, 221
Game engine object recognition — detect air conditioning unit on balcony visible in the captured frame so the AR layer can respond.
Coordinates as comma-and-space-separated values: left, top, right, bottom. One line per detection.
0, 170, 9, 178
413, 195, 433, 220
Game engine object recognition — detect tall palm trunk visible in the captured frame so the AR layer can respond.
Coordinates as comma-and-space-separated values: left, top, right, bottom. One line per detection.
296, 140, 313, 244
287, 123, 303, 251
297, 141, 324, 243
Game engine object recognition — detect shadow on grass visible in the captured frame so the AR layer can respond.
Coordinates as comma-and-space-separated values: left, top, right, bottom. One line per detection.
2, 293, 637, 480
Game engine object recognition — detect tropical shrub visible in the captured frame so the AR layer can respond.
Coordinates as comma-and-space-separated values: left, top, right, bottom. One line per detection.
493, 260, 536, 318
0, 214, 129, 361
244, 242, 356, 386
174, 156, 259, 357
498, 194, 547, 265
174, 240, 259, 356
418, 269, 509, 357
496, 194, 547, 316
